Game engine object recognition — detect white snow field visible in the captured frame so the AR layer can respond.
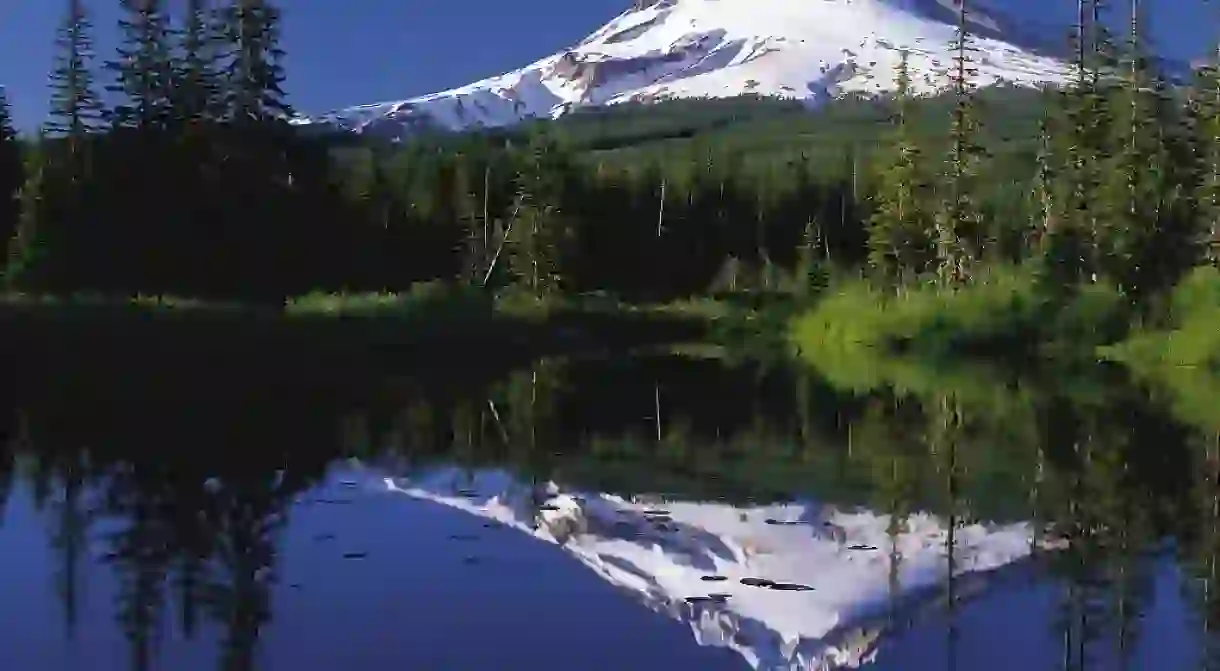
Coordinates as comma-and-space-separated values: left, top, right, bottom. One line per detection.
293, 0, 1072, 140
385, 467, 1062, 671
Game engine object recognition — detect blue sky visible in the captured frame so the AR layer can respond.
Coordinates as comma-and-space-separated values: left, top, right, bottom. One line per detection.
0, 0, 1212, 130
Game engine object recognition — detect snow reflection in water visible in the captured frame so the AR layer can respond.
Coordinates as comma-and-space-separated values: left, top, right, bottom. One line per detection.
386, 467, 1060, 670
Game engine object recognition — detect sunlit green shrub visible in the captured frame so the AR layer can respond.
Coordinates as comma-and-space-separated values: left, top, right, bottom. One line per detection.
791, 264, 1129, 364
1100, 266, 1220, 369
284, 281, 492, 321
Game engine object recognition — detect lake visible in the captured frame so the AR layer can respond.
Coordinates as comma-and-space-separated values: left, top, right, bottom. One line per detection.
1, 347, 1217, 670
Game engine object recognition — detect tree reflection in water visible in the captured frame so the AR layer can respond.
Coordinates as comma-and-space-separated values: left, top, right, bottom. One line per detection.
0, 349, 1219, 669
2, 365, 338, 671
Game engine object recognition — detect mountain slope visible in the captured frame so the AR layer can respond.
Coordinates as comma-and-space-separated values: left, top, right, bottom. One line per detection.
295, 0, 1071, 141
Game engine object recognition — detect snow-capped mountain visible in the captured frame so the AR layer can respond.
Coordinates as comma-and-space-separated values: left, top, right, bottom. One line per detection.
383, 467, 1065, 671
293, 0, 1072, 141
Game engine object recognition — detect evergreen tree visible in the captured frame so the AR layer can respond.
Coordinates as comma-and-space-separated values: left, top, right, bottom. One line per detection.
0, 89, 22, 256
1030, 115, 1056, 253
1097, 0, 1149, 289
455, 159, 491, 284
1100, 0, 1196, 295
105, 0, 176, 130
796, 217, 828, 298
5, 137, 52, 288
174, 0, 224, 124
45, 0, 105, 146
1194, 30, 1220, 267
1042, 0, 1111, 286
933, 0, 986, 285
867, 51, 932, 286
218, 0, 294, 124
1081, 0, 1119, 278
20, 0, 106, 292
503, 134, 573, 300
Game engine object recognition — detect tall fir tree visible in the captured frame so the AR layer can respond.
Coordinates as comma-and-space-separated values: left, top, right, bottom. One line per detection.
105, 0, 176, 130
1098, 0, 1150, 288
15, 0, 107, 291
454, 159, 491, 285
218, 0, 294, 124
0, 88, 22, 257
1100, 0, 1195, 295
503, 133, 573, 300
933, 0, 986, 286
1082, 0, 1119, 278
1042, 0, 1109, 286
174, 0, 224, 124
1194, 7, 1220, 267
867, 51, 933, 286
45, 0, 106, 148
1030, 115, 1056, 253
6, 136, 52, 288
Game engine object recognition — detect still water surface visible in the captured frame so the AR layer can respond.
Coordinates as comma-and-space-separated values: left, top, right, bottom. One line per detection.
1, 350, 1218, 670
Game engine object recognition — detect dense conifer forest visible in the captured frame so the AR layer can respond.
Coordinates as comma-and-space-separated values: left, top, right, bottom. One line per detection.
0, 0, 1217, 366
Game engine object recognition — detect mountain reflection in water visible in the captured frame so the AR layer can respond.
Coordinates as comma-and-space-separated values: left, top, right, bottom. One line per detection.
0, 350, 1218, 670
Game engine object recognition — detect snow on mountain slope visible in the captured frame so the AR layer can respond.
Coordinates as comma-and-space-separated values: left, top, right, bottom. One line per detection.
294, 0, 1071, 141
383, 467, 1065, 671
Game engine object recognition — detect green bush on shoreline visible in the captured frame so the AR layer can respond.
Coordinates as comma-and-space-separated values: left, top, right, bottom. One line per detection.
789, 264, 1130, 363
786, 264, 1220, 428
1099, 266, 1220, 371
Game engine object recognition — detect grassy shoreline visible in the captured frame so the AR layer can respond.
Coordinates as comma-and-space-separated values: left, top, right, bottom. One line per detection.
791, 266, 1220, 358
0, 284, 737, 379
779, 266, 1220, 441
788, 265, 1133, 362
14, 262, 1220, 389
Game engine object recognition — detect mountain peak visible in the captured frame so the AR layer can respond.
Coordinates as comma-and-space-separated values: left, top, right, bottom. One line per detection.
295, 0, 1070, 140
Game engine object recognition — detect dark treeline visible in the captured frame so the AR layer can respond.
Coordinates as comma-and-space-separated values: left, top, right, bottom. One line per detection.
0, 0, 862, 304
0, 0, 1215, 308
1, 0, 343, 302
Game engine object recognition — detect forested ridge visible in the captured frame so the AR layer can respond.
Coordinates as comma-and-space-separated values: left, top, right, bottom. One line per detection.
0, 0, 1216, 339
